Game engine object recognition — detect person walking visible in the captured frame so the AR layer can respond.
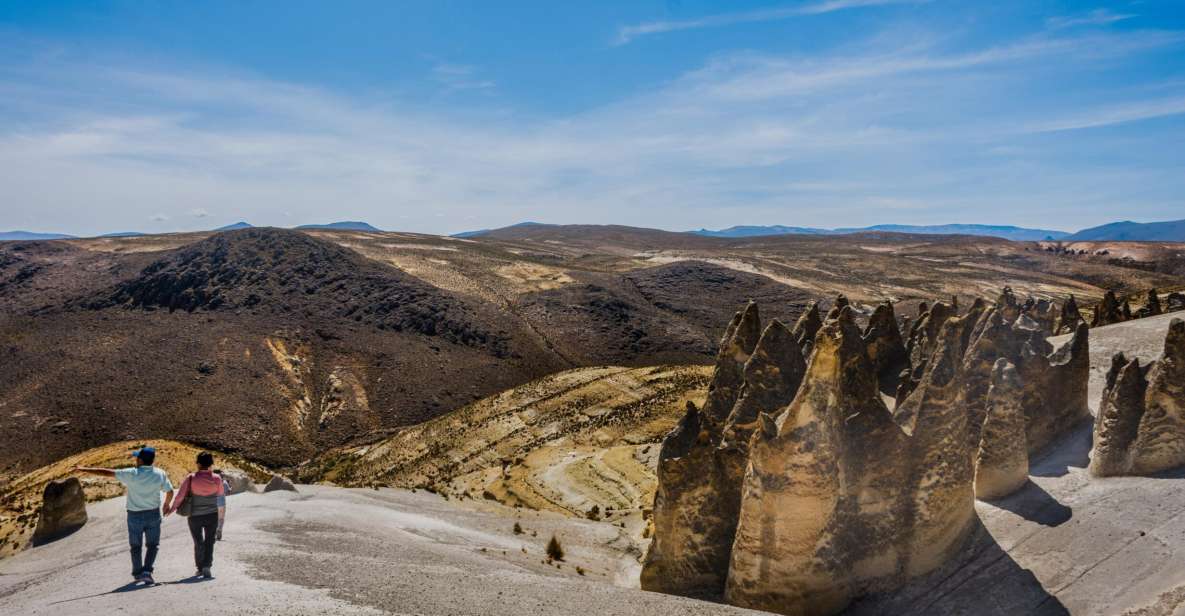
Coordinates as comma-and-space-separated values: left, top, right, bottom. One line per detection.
210, 468, 231, 541
74, 446, 174, 584
166, 451, 225, 579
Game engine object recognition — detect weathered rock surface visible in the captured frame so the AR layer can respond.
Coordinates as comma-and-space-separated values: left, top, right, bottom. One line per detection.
727, 307, 913, 616
791, 301, 822, 351
1089, 353, 1149, 477
973, 360, 1029, 500
1054, 294, 1085, 335
1168, 291, 1185, 313
1091, 290, 1125, 327
264, 475, 298, 492
862, 301, 908, 395
1089, 318, 1185, 477
31, 478, 87, 546
1139, 288, 1162, 318
221, 470, 256, 495
646, 290, 1092, 616
640, 302, 763, 596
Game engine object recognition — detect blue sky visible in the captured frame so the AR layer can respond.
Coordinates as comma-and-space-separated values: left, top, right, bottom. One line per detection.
1, 1, 1184, 236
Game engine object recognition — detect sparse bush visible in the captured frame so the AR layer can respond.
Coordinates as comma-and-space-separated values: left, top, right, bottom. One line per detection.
586, 505, 600, 521
513, 522, 523, 535
546, 535, 565, 562
576, 566, 585, 576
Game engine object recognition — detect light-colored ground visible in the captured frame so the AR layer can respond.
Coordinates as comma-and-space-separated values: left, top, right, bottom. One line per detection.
0, 486, 763, 616
0, 440, 269, 559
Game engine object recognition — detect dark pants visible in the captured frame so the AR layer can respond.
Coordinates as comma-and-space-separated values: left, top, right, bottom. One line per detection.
187, 512, 219, 570
126, 509, 161, 576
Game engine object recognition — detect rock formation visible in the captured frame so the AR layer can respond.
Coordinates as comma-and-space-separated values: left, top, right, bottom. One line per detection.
32, 478, 87, 546
221, 470, 255, 494
264, 474, 298, 492
1140, 289, 1162, 318
862, 301, 908, 395
645, 290, 1091, 616
974, 360, 1029, 500
1090, 319, 1185, 476
1091, 290, 1125, 327
1054, 295, 1085, 335
791, 301, 822, 354
726, 308, 981, 616
641, 302, 765, 596
1168, 292, 1185, 313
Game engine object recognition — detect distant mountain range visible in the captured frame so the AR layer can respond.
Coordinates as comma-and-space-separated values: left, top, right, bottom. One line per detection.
1064, 219, 1185, 241
295, 221, 383, 232
452, 222, 543, 238
0, 231, 76, 241
7, 218, 1185, 243
693, 223, 1071, 241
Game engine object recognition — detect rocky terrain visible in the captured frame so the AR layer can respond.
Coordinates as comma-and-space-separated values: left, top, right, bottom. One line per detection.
3, 225, 1183, 482
0, 312, 1183, 615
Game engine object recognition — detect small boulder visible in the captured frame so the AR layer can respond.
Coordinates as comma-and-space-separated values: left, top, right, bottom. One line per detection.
264, 474, 298, 492
32, 477, 88, 546
220, 470, 255, 495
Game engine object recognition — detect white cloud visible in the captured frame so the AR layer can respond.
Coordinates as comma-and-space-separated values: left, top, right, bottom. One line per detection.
1047, 9, 1136, 30
613, 0, 925, 45
1, 26, 1183, 235
190, 207, 210, 218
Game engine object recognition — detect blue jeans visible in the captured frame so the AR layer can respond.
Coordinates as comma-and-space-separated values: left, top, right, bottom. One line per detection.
127, 509, 161, 576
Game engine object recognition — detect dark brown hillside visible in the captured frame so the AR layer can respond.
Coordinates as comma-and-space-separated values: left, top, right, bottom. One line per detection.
70, 228, 511, 355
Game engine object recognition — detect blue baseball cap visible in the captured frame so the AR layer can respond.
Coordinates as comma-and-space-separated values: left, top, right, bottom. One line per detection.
131, 446, 156, 459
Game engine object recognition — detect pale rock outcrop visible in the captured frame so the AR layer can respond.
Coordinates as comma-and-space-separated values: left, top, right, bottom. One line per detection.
641, 302, 763, 596
1089, 353, 1149, 477
727, 308, 979, 616
264, 474, 298, 492
32, 477, 87, 546
1023, 322, 1090, 454
220, 470, 255, 494
1129, 319, 1185, 475
1089, 319, 1185, 476
1091, 290, 1125, 327
1139, 289, 1162, 318
862, 301, 908, 395
974, 360, 1029, 500
791, 302, 822, 352
1054, 295, 1085, 335
727, 308, 912, 616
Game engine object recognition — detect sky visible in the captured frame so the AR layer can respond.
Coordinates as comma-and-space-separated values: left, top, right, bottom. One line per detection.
1, 1, 1184, 237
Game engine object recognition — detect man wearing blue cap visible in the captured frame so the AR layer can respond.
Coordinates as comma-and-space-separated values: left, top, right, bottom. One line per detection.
74, 446, 175, 584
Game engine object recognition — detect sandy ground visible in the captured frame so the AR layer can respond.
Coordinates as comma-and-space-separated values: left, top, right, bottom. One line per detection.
0, 486, 763, 615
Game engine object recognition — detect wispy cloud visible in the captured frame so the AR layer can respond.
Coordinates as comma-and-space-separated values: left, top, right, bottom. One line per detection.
431, 63, 495, 92
613, 0, 922, 45
1047, 8, 1136, 30
1025, 96, 1185, 132
2, 25, 1184, 235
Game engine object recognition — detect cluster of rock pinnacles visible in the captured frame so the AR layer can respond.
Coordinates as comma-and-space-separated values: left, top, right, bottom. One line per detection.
642, 288, 1185, 616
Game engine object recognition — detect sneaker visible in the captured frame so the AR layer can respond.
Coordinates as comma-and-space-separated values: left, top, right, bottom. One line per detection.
201, 567, 212, 579
138, 572, 155, 585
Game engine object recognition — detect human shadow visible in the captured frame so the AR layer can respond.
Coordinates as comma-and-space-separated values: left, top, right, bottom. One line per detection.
1029, 420, 1092, 478
983, 479, 1073, 527
846, 518, 1069, 615
163, 574, 214, 584
48, 580, 156, 604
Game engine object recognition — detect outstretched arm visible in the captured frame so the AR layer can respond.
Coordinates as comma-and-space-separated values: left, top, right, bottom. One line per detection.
72, 466, 116, 477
